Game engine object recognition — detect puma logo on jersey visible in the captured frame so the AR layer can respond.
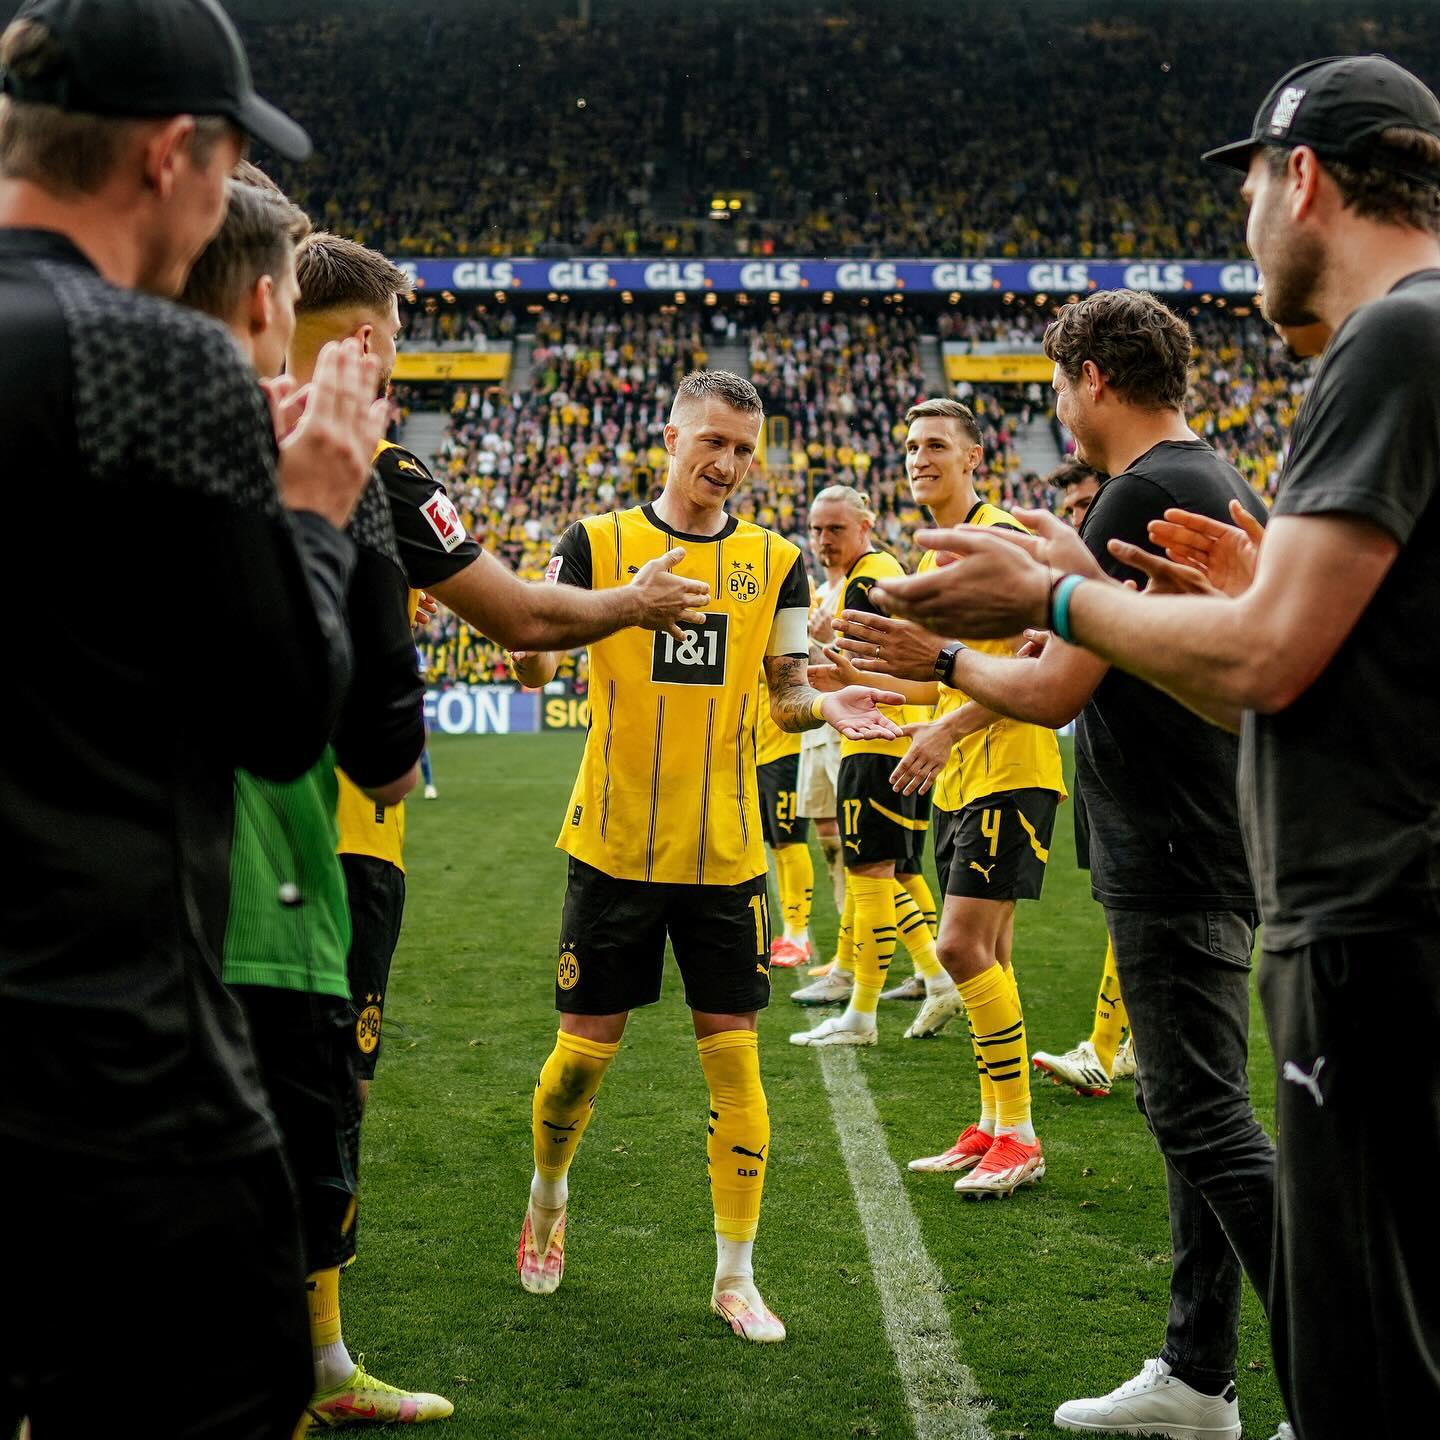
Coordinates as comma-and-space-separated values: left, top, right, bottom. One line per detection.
969, 861, 995, 881
731, 1143, 767, 1162
1282, 1056, 1326, 1107
396, 457, 426, 476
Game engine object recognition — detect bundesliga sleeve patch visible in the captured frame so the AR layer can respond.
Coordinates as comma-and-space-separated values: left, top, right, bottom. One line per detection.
419, 488, 465, 552
545, 555, 563, 584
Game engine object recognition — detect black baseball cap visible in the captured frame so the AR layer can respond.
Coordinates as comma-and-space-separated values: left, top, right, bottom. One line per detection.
1204, 54, 1440, 184
0, 0, 311, 161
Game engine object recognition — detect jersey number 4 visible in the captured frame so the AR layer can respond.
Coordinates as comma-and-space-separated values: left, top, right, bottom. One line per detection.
651, 612, 729, 686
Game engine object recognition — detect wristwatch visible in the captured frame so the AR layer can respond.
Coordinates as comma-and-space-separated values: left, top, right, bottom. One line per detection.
934, 641, 965, 685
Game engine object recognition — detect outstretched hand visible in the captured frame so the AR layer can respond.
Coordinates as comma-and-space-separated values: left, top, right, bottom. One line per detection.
888, 720, 952, 797
1146, 500, 1264, 597
820, 686, 907, 741
835, 610, 943, 680
630, 548, 712, 642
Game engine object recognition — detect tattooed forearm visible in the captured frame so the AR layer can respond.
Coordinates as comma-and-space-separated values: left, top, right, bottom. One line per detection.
764, 653, 825, 732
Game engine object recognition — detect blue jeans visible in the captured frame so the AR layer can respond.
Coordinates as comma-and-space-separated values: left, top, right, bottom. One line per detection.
1106, 907, 1277, 1391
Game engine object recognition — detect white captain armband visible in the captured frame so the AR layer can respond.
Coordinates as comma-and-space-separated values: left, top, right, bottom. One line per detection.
767, 606, 809, 657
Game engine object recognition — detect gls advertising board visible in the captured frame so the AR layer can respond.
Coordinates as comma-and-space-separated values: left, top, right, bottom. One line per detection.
399, 257, 1263, 297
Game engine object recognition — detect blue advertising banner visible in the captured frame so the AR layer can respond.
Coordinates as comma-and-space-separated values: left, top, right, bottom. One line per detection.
397, 257, 1263, 298
424, 687, 540, 736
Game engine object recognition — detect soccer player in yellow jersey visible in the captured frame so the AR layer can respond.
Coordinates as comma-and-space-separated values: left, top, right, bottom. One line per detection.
509, 371, 903, 1342
755, 671, 816, 965
790, 486, 960, 1047
838, 399, 1066, 1197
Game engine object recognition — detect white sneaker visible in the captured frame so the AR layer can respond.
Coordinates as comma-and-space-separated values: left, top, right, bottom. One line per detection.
790, 969, 854, 1006
1032, 1039, 1112, 1097
1112, 1034, 1137, 1079
1268, 1425, 1295, 1440
880, 974, 926, 1001
903, 985, 963, 1038
1053, 1358, 1240, 1439
423, 783, 438, 800
789, 1013, 877, 1047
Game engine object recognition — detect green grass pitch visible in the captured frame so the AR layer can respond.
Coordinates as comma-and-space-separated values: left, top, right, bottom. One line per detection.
349, 732, 1283, 1439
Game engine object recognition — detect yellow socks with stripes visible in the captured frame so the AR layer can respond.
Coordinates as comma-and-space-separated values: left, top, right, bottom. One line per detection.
1088, 937, 1127, 1074
531, 1030, 619, 1233
845, 874, 896, 1019
698, 1030, 769, 1247
898, 872, 938, 937
958, 963, 1034, 1142
306, 1266, 354, 1389
892, 877, 951, 992
833, 885, 855, 977
773, 843, 814, 943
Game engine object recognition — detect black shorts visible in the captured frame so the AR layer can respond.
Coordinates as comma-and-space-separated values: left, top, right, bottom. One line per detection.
231, 986, 361, 1272
837, 752, 929, 868
898, 792, 933, 876
934, 788, 1060, 901
758, 753, 811, 849
557, 856, 772, 1016
341, 853, 407, 1080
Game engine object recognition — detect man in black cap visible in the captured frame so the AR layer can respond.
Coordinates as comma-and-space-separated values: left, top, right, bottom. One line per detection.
869, 52, 1440, 1440
0, 2, 385, 1436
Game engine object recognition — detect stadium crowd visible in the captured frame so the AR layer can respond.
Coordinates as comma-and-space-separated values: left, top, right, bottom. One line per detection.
416, 300, 1305, 687
234, 0, 1440, 260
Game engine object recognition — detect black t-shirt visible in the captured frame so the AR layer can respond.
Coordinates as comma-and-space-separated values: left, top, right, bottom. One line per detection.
1077, 440, 1266, 911
1243, 270, 1440, 949
0, 229, 355, 1165
374, 442, 481, 590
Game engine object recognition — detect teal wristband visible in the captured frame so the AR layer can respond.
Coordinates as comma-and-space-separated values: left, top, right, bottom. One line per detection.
1050, 574, 1087, 645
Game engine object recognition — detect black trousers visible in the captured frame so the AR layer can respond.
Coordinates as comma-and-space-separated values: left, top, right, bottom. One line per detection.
1259, 932, 1440, 1440
0, 1142, 311, 1439
1107, 906, 1277, 1391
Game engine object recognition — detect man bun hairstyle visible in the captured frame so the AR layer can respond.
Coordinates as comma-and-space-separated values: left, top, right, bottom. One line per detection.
1042, 289, 1192, 411
905, 397, 982, 447
811, 484, 876, 524
671, 368, 764, 420
294, 231, 412, 315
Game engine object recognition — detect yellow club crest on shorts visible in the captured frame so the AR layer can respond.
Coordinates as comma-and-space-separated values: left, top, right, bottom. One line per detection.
557, 948, 580, 991
355, 997, 383, 1054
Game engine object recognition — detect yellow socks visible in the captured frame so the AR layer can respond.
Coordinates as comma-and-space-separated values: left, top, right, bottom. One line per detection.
1088, 937, 1127, 1073
958, 963, 1032, 1138
532, 1030, 619, 1188
773, 843, 814, 942
892, 878, 946, 983
698, 1030, 769, 1243
898, 871, 938, 937
846, 874, 896, 1016
305, 1266, 353, 1389
835, 886, 855, 973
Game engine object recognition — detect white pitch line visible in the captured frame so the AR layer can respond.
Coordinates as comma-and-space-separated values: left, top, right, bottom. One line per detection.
818, 1047, 993, 1440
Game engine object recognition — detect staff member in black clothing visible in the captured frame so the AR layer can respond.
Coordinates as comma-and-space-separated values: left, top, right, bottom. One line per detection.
870, 55, 1440, 1440
0, 2, 385, 1435
851, 290, 1278, 1440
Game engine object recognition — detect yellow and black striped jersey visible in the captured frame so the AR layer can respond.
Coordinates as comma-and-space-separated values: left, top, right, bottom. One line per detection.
551, 503, 810, 885
924, 501, 1066, 811
834, 549, 925, 759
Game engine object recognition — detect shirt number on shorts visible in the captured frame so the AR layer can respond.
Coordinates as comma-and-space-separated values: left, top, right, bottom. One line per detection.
980, 807, 1002, 857
748, 892, 771, 955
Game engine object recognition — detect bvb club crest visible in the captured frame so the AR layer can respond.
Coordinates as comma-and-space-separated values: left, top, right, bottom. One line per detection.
356, 996, 383, 1054
557, 947, 580, 990
727, 560, 760, 604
